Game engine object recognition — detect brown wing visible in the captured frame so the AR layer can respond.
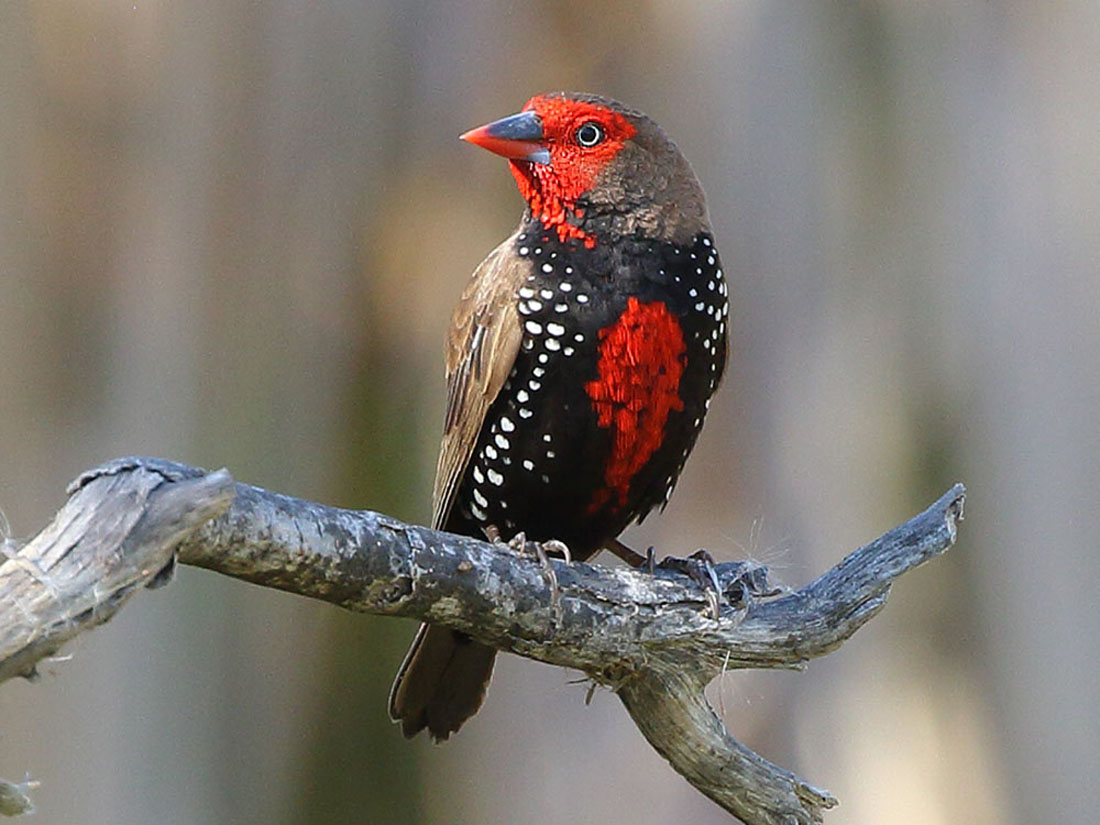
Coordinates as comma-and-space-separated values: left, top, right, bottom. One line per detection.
431, 231, 528, 530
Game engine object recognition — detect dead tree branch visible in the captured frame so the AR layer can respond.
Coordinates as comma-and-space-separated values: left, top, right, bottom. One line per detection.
0, 457, 965, 824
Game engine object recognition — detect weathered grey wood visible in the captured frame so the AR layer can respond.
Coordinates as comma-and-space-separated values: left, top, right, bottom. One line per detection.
0, 457, 965, 823
0, 776, 38, 817
0, 461, 234, 684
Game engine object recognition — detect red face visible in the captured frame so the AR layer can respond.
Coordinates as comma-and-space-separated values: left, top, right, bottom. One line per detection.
463, 95, 637, 247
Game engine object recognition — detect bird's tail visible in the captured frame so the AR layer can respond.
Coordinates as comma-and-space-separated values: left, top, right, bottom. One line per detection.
388, 623, 497, 741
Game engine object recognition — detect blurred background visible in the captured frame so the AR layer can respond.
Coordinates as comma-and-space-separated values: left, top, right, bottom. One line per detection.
1, 1, 1096, 823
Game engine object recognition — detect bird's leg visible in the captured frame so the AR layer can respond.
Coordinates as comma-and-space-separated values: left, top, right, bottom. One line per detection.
655, 549, 724, 620
603, 537, 649, 568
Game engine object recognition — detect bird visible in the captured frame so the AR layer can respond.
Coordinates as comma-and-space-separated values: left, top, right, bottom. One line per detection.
388, 92, 729, 741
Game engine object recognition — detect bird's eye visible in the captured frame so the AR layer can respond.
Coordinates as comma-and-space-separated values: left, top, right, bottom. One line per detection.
575, 122, 604, 147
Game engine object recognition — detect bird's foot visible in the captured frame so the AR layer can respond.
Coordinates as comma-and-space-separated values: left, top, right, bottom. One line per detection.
651, 548, 724, 620
483, 526, 568, 619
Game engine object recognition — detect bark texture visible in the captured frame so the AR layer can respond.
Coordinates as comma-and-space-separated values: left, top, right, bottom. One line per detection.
0, 457, 965, 823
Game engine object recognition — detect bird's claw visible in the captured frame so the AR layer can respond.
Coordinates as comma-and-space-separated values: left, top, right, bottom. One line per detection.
656, 549, 724, 620
484, 526, 568, 621
524, 538, 571, 621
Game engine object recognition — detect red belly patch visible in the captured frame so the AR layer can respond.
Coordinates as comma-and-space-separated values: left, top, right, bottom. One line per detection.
584, 298, 686, 512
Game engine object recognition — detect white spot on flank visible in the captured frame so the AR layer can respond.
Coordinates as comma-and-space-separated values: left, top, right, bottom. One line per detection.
573, 333, 584, 342
533, 366, 545, 377
563, 346, 575, 356
525, 320, 543, 335
487, 469, 504, 486
540, 288, 553, 300
542, 433, 552, 442
495, 433, 510, 450
519, 246, 529, 256
695, 302, 705, 311
527, 299, 543, 312
473, 488, 488, 508
560, 282, 573, 292
485, 444, 498, 460
546, 450, 556, 459
545, 338, 561, 351
576, 294, 589, 304
518, 286, 535, 299
516, 389, 529, 403
519, 407, 533, 418
471, 503, 487, 521
529, 379, 542, 391
546, 322, 566, 336
499, 416, 515, 432
564, 266, 574, 275
537, 353, 548, 364
542, 263, 553, 274
523, 459, 534, 471
555, 303, 568, 313
472, 466, 484, 484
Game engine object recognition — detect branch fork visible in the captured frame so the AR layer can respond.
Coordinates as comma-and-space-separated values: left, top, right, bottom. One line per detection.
0, 457, 964, 824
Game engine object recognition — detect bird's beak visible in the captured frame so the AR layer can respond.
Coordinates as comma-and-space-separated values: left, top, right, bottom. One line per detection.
460, 110, 550, 165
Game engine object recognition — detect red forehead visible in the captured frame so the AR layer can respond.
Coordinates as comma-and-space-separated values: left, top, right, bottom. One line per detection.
523, 95, 637, 143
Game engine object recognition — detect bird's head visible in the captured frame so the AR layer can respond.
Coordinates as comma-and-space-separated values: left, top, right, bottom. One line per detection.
461, 92, 708, 248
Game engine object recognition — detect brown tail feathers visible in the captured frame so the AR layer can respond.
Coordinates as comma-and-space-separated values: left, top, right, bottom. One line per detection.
388, 624, 496, 741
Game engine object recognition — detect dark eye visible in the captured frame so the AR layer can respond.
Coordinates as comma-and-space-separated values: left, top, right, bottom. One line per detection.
575, 121, 604, 147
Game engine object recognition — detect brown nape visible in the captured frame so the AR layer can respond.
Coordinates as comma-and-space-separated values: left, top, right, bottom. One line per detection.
585, 115, 710, 246
389, 624, 496, 741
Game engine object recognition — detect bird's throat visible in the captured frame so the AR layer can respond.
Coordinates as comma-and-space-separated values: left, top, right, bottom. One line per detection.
509, 160, 596, 248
